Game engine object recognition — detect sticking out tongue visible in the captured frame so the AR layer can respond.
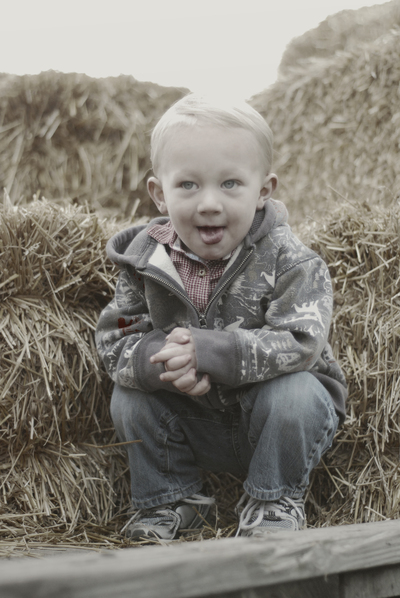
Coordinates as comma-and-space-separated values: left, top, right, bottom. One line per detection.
198, 226, 225, 245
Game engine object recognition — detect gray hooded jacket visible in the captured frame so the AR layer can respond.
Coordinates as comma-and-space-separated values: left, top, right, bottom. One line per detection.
96, 200, 347, 422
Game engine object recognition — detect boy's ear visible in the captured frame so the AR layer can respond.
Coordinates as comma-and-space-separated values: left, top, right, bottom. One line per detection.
257, 173, 278, 209
147, 177, 169, 215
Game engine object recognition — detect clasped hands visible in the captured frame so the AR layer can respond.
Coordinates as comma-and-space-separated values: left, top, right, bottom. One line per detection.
150, 327, 211, 396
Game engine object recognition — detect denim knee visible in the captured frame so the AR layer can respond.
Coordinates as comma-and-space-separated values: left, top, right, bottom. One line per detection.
240, 372, 339, 499
111, 385, 145, 441
110, 385, 203, 507
110, 384, 176, 445
241, 372, 338, 444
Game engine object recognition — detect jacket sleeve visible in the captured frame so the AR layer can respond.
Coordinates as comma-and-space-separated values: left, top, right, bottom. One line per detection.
95, 268, 180, 393
191, 256, 333, 387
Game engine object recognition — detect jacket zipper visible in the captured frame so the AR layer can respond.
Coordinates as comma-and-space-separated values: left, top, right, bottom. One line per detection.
141, 247, 254, 329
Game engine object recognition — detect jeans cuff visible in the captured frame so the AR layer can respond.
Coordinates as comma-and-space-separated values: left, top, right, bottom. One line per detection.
243, 481, 305, 502
131, 480, 204, 510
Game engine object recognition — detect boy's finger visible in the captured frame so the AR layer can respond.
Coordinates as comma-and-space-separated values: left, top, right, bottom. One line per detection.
186, 374, 211, 396
165, 328, 191, 344
160, 366, 191, 382
170, 368, 198, 392
160, 359, 192, 382
150, 345, 190, 363
165, 354, 193, 371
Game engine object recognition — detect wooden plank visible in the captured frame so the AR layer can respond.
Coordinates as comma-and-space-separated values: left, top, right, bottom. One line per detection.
1, 519, 400, 598
204, 575, 340, 598
342, 563, 400, 598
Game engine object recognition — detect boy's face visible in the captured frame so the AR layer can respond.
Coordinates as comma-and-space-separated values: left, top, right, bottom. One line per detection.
148, 124, 277, 261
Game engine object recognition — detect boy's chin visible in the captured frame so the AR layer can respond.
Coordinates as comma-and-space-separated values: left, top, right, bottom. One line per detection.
183, 242, 219, 261
195, 247, 229, 261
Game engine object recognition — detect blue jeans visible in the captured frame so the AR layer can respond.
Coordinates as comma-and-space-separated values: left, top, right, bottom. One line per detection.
111, 372, 339, 509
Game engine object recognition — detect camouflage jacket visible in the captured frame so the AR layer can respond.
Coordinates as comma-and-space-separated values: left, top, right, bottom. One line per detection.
96, 199, 347, 421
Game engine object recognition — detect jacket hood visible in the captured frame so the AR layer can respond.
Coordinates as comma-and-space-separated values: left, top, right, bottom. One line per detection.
106, 198, 289, 267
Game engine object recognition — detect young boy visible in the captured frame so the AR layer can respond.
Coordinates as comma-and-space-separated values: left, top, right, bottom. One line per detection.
96, 94, 347, 541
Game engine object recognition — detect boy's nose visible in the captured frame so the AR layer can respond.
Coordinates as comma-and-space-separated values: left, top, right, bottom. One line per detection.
197, 191, 223, 214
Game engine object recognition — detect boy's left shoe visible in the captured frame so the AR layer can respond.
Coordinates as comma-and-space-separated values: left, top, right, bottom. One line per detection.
236, 494, 306, 537
121, 493, 215, 542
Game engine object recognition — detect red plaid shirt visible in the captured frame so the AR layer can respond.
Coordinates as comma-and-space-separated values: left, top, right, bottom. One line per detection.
147, 220, 230, 314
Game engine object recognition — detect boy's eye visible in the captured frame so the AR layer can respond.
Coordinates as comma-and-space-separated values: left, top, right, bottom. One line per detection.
181, 181, 197, 190
222, 180, 237, 189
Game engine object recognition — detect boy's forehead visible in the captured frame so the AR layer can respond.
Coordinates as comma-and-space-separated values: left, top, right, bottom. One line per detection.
155, 125, 266, 181
161, 122, 258, 155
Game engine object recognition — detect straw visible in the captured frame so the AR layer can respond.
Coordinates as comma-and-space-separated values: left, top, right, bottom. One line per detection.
0, 71, 186, 221
0, 195, 135, 553
279, 0, 400, 75
251, 14, 400, 226
299, 197, 400, 527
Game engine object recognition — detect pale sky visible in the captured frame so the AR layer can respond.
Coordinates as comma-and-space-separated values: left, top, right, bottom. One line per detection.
0, 0, 391, 100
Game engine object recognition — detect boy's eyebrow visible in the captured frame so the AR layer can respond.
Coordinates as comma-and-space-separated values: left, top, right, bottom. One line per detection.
171, 167, 252, 180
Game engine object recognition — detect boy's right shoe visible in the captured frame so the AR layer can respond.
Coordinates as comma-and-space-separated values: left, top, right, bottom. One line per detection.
236, 494, 306, 536
121, 493, 215, 541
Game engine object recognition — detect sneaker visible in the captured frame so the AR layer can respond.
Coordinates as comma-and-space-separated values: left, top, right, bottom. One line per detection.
236, 493, 306, 537
122, 493, 215, 541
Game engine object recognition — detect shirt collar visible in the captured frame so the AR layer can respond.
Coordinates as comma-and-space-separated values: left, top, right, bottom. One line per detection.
148, 220, 233, 263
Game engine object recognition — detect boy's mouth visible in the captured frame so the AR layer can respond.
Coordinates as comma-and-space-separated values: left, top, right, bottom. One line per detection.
197, 226, 225, 245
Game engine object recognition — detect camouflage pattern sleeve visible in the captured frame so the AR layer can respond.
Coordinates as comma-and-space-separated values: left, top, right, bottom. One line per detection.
95, 269, 153, 387
235, 257, 333, 384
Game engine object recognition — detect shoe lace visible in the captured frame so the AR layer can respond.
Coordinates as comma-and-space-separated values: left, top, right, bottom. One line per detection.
121, 493, 215, 534
181, 493, 215, 506
236, 493, 304, 536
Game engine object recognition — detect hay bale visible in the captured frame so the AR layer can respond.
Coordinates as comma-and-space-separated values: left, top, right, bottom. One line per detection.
2, 192, 400, 547
279, 0, 400, 74
298, 196, 400, 527
0, 72, 186, 221
251, 23, 400, 225
0, 194, 136, 554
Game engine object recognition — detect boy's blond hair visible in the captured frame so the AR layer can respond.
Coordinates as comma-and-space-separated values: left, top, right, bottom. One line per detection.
150, 93, 274, 176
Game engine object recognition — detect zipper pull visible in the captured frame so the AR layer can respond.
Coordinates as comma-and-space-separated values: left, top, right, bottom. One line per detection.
198, 315, 207, 328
